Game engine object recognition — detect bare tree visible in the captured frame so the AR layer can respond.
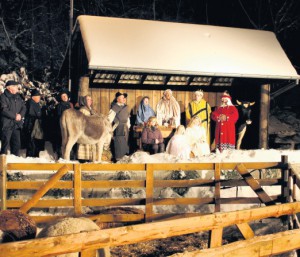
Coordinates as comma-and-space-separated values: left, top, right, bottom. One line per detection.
238, 0, 300, 34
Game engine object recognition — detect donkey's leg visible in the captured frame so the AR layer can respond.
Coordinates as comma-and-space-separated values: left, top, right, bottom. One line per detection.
96, 141, 104, 162
63, 138, 78, 160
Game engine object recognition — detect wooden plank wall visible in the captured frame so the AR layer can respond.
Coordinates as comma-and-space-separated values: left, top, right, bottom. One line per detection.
87, 87, 220, 119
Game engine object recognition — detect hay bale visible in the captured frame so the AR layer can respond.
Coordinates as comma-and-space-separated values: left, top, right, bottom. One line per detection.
94, 207, 144, 229
38, 217, 109, 257
0, 210, 37, 243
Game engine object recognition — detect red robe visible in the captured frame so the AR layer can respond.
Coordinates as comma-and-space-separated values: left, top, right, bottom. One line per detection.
211, 105, 239, 151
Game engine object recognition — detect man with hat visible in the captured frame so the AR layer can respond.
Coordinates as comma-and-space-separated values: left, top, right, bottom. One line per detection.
211, 91, 239, 152
108, 92, 130, 161
0, 80, 26, 156
185, 89, 211, 145
23, 89, 44, 157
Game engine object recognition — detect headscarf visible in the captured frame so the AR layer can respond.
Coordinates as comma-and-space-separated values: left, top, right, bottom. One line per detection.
156, 89, 181, 126
136, 96, 156, 124
81, 95, 96, 115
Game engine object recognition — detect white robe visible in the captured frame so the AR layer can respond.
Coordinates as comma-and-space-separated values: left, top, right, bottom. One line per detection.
166, 134, 191, 159
185, 126, 210, 157
156, 96, 181, 127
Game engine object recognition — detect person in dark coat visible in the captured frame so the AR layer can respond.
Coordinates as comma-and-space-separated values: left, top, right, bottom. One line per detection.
108, 92, 130, 161
54, 89, 73, 158
23, 89, 44, 157
0, 80, 26, 156
141, 116, 165, 154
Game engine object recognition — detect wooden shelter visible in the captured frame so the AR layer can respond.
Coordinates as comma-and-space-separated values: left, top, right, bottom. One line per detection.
60, 15, 299, 149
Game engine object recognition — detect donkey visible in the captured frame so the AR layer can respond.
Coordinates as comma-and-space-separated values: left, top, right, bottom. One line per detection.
60, 109, 118, 161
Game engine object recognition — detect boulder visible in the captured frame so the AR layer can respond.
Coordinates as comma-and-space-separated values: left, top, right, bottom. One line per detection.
0, 210, 37, 243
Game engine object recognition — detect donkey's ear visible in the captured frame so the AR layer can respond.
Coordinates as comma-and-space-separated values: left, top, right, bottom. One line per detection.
250, 102, 255, 106
236, 100, 242, 105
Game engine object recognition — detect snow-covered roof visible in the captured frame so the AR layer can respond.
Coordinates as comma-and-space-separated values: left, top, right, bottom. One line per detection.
75, 15, 299, 81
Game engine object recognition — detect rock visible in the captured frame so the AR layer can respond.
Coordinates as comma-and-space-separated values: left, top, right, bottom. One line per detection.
0, 210, 37, 243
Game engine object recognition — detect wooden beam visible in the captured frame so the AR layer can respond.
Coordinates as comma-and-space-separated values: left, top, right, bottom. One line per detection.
7, 163, 73, 171
0, 154, 7, 210
169, 228, 300, 257
235, 163, 276, 205
270, 82, 297, 99
236, 223, 255, 239
259, 84, 270, 149
74, 164, 82, 216
1, 203, 300, 257
80, 249, 98, 257
209, 228, 223, 248
214, 163, 221, 212
145, 164, 154, 222
19, 165, 69, 213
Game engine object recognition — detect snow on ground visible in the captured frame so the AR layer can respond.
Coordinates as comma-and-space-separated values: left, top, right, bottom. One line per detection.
6, 143, 300, 164
5, 143, 300, 213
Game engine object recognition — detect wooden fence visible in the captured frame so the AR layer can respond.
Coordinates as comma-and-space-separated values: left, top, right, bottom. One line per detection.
0, 155, 292, 224
1, 155, 300, 256
1, 202, 300, 257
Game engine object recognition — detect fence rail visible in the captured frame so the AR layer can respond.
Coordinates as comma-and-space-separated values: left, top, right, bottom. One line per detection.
1, 155, 300, 256
1, 202, 300, 257
0, 154, 288, 224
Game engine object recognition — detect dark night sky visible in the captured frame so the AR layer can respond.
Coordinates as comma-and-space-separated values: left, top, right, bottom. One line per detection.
1, 0, 299, 74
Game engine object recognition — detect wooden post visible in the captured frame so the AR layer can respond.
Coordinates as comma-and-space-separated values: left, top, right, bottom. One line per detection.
79, 76, 90, 97
20, 165, 69, 213
281, 155, 290, 227
0, 154, 7, 210
259, 84, 270, 149
281, 155, 289, 204
209, 228, 223, 248
74, 164, 82, 216
236, 223, 255, 239
292, 171, 300, 230
214, 163, 221, 212
80, 249, 98, 257
145, 164, 154, 223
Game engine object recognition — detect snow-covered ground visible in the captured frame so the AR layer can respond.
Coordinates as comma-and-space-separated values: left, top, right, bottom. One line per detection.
6, 142, 300, 164
5, 143, 300, 214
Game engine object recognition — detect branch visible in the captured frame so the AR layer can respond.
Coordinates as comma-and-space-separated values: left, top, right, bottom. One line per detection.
120, 0, 125, 15
238, 0, 259, 29
152, 0, 156, 20
205, 2, 209, 24
14, 28, 32, 40
0, 17, 12, 46
176, 0, 182, 21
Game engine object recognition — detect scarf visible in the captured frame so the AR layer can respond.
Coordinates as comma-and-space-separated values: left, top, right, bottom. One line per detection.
136, 98, 156, 124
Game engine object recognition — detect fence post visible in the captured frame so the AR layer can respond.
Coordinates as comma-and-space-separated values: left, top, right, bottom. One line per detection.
214, 163, 221, 212
0, 154, 7, 211
281, 155, 289, 227
74, 164, 82, 216
281, 155, 289, 204
145, 164, 154, 223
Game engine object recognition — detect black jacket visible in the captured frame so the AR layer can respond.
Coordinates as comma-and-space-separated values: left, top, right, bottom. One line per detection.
56, 101, 72, 119
23, 99, 42, 135
0, 89, 26, 130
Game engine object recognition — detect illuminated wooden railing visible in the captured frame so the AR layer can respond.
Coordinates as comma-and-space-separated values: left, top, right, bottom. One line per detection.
0, 155, 290, 225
